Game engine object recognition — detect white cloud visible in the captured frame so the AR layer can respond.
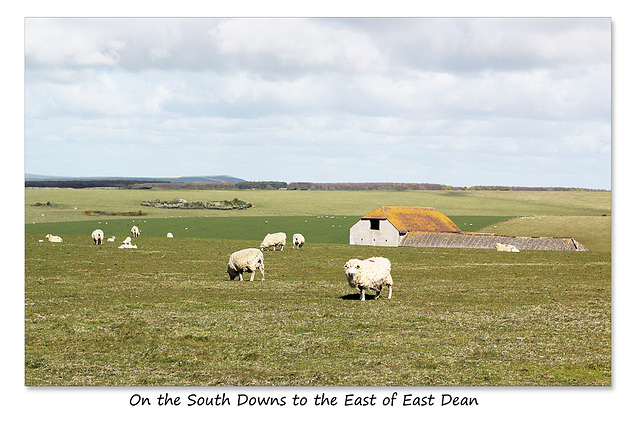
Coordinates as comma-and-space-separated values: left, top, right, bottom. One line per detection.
24, 17, 611, 188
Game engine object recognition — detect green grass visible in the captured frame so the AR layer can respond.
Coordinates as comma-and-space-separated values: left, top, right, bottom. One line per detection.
25, 215, 361, 245
25, 188, 611, 224
24, 188, 611, 386
25, 234, 610, 386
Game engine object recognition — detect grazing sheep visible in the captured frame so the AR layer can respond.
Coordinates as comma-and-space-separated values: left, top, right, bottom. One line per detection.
227, 248, 265, 281
131, 225, 140, 237
344, 257, 393, 301
292, 233, 305, 249
496, 243, 520, 252
45, 234, 63, 243
260, 232, 286, 251
91, 229, 104, 245
166, 232, 173, 238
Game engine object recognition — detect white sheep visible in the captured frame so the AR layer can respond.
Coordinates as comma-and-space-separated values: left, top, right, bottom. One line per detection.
45, 234, 63, 243
166, 232, 173, 238
260, 232, 286, 251
91, 229, 104, 245
122, 236, 132, 245
131, 225, 140, 237
107, 236, 116, 242
227, 248, 265, 281
496, 243, 520, 252
292, 233, 305, 249
344, 257, 393, 301
118, 242, 138, 249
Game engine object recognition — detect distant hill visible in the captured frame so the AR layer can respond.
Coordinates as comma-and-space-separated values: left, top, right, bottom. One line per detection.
25, 174, 245, 183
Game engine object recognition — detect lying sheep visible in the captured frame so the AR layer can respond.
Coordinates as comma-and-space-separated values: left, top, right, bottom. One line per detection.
45, 234, 63, 243
91, 229, 104, 245
118, 242, 138, 249
227, 248, 265, 281
260, 232, 286, 251
107, 236, 116, 242
292, 233, 305, 249
131, 225, 140, 237
344, 257, 393, 301
122, 236, 132, 245
496, 243, 520, 252
166, 232, 173, 238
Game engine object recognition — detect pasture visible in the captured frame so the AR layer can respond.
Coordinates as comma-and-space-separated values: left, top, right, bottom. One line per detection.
24, 188, 611, 386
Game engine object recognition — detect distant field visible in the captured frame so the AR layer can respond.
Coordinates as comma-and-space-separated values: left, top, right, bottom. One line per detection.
25, 215, 517, 246
25, 188, 611, 223
24, 188, 611, 386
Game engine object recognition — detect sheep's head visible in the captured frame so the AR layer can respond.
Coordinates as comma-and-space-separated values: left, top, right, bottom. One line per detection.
344, 259, 361, 279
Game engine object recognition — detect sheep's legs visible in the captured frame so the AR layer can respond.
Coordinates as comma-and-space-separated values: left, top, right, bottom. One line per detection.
360, 291, 366, 301
387, 286, 392, 299
374, 290, 381, 300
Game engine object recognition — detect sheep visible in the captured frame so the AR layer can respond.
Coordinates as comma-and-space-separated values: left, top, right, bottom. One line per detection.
260, 232, 286, 251
344, 257, 393, 301
118, 242, 138, 249
131, 225, 140, 237
292, 233, 305, 249
45, 234, 63, 243
496, 243, 520, 252
107, 236, 116, 242
122, 236, 132, 245
91, 229, 104, 245
227, 248, 265, 281
166, 232, 173, 238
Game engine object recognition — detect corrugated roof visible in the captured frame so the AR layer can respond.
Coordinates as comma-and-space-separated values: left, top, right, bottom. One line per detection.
362, 206, 461, 233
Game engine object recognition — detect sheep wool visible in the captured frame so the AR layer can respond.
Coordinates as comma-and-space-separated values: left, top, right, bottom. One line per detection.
260, 232, 286, 251
91, 229, 104, 245
496, 243, 520, 252
344, 257, 393, 301
227, 248, 265, 281
292, 233, 305, 249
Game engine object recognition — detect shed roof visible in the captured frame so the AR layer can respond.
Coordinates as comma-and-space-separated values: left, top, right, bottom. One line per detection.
362, 206, 461, 233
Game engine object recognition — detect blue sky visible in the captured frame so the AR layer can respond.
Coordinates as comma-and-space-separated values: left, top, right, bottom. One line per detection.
25, 17, 611, 189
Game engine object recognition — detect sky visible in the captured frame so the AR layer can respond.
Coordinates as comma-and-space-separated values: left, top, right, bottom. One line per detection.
24, 17, 611, 189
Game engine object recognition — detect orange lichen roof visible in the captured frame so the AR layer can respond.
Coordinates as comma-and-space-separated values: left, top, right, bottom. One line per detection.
362, 206, 461, 233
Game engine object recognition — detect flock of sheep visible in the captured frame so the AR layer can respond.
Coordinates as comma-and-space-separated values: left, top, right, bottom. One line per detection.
43, 227, 394, 302
229, 231, 393, 301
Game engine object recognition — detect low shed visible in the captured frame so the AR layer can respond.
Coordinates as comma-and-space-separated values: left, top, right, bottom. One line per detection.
349, 206, 588, 251
349, 206, 460, 247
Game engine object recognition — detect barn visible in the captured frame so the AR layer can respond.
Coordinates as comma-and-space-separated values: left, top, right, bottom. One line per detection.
349, 206, 588, 251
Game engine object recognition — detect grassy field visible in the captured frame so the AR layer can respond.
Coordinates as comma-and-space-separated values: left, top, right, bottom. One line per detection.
24, 189, 611, 386
25, 188, 611, 223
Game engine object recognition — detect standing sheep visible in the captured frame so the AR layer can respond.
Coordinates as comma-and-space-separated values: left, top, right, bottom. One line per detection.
131, 225, 140, 237
227, 248, 265, 281
292, 233, 305, 249
45, 234, 63, 243
344, 257, 393, 301
260, 232, 286, 251
91, 229, 104, 245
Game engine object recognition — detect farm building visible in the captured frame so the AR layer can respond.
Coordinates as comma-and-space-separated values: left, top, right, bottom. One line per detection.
349, 206, 588, 251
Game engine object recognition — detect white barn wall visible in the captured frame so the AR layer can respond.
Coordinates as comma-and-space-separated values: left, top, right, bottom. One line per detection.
349, 219, 400, 247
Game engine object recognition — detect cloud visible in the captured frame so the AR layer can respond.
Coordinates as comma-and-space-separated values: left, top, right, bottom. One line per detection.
24, 17, 611, 188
